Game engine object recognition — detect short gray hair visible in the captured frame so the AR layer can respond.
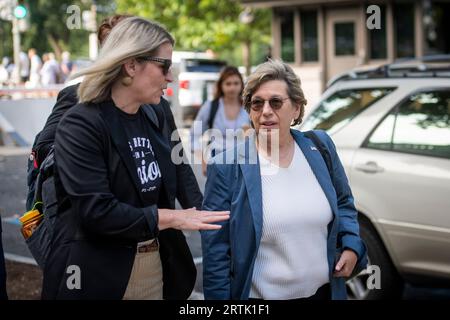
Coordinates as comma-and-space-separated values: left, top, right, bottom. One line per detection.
243, 59, 307, 126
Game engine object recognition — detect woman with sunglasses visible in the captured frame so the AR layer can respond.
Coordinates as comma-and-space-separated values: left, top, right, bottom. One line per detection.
42, 17, 229, 300
32, 14, 203, 215
190, 66, 250, 176
201, 59, 367, 300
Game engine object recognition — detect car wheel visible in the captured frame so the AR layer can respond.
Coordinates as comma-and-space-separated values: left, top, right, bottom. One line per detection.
346, 220, 404, 299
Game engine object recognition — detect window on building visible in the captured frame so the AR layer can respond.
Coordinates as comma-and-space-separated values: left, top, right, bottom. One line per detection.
424, 2, 450, 55
280, 10, 295, 63
394, 3, 415, 58
334, 22, 355, 56
301, 10, 318, 62
368, 4, 387, 59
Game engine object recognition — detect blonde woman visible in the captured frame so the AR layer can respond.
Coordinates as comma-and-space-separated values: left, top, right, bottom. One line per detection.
43, 17, 229, 300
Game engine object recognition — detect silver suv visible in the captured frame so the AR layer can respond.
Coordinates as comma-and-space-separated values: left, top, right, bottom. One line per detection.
299, 57, 450, 299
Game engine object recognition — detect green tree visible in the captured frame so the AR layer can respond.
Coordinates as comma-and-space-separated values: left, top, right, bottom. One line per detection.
0, 20, 13, 59
116, 0, 271, 71
20, 0, 113, 59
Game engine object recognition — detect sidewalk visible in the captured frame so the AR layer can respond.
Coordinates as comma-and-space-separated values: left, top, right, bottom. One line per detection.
5, 259, 41, 300
0, 146, 30, 156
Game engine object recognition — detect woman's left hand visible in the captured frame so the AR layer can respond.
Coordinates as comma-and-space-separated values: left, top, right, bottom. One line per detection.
333, 249, 358, 278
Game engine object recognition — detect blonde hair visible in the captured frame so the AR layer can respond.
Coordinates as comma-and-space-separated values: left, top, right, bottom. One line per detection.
243, 59, 307, 126
74, 17, 175, 103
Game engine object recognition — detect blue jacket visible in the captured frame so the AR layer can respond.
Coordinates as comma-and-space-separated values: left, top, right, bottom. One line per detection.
201, 129, 367, 300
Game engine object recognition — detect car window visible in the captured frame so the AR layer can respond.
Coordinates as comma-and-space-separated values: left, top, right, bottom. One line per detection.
302, 87, 395, 134
184, 59, 226, 73
365, 113, 396, 151
366, 89, 450, 159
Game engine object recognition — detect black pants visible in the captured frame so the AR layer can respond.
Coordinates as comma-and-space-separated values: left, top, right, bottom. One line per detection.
0, 231, 8, 300
249, 283, 331, 301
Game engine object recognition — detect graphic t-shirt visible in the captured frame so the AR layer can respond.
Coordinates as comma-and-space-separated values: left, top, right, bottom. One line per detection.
115, 106, 162, 205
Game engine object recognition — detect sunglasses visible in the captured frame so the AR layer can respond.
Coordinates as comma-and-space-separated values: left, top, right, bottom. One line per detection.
249, 97, 290, 111
138, 56, 172, 75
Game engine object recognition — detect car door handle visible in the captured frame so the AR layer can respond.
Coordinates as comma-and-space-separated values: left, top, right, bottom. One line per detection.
355, 161, 384, 174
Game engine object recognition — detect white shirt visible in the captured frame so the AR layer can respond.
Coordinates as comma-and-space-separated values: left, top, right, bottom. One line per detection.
190, 98, 250, 153
19, 52, 30, 77
40, 59, 60, 85
249, 143, 333, 299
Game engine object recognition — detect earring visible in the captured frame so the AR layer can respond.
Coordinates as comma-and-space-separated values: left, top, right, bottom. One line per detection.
121, 76, 133, 86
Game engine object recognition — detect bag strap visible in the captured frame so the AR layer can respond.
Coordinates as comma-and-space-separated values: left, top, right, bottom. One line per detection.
142, 104, 164, 130
207, 99, 220, 129
304, 130, 334, 186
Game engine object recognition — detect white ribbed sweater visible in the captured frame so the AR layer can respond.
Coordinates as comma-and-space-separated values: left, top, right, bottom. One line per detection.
249, 143, 333, 299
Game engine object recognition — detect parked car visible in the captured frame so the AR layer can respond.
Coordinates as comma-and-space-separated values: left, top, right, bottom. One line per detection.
299, 57, 450, 299
165, 51, 227, 126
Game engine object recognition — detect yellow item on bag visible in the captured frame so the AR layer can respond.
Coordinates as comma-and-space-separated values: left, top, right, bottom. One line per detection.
19, 202, 43, 239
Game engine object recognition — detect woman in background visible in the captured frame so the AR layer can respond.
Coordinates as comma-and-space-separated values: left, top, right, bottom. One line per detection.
190, 66, 250, 175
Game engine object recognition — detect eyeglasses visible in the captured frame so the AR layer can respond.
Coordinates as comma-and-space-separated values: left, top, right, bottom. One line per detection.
138, 56, 172, 75
249, 97, 290, 111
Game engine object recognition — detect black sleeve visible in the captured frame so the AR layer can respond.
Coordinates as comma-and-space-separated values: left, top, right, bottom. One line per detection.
160, 99, 203, 209
54, 106, 159, 241
35, 84, 79, 165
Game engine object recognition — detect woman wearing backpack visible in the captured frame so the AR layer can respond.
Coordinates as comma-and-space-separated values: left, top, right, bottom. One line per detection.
31, 14, 203, 213
201, 59, 367, 300
190, 66, 250, 175
43, 17, 229, 300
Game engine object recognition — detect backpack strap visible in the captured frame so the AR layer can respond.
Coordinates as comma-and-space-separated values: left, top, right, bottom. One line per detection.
142, 104, 164, 131
207, 99, 220, 129
304, 130, 334, 186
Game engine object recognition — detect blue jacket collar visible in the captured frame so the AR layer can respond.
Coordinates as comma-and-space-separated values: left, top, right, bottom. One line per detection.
238, 133, 263, 244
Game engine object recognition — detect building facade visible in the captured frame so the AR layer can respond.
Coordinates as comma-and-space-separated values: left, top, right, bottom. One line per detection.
242, 0, 450, 106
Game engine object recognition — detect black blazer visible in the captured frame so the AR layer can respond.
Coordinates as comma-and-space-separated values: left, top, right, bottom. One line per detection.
35, 84, 202, 209
42, 100, 196, 299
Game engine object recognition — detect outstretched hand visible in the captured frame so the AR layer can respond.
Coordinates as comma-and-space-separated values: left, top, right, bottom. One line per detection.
158, 207, 230, 231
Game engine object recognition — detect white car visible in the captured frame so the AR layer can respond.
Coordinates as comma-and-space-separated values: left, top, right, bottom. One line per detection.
166, 51, 226, 126
299, 59, 450, 299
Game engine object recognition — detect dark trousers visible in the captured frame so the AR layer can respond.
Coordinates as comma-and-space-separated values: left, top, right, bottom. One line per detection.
292, 283, 331, 301
0, 231, 8, 300
249, 283, 331, 301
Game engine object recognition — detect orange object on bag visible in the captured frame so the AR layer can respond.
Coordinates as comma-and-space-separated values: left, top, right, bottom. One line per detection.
19, 206, 43, 239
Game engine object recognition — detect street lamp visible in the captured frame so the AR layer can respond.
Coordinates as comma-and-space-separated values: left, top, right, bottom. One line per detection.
0, 0, 27, 84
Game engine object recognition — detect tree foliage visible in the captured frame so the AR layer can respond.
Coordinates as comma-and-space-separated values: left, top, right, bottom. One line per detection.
116, 0, 271, 65
1, 0, 271, 66
16, 0, 113, 59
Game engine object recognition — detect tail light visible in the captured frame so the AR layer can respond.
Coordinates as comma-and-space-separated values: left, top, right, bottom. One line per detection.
179, 80, 189, 89
166, 87, 173, 96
